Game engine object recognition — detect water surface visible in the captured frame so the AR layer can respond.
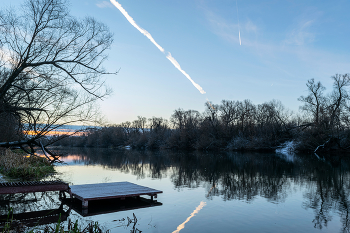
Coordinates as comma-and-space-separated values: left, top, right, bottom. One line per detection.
2, 149, 350, 233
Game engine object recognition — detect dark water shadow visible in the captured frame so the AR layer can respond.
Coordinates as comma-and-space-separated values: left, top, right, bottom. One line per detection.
64, 196, 162, 217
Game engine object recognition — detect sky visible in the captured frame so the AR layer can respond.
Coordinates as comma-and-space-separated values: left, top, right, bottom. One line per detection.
4, 0, 350, 124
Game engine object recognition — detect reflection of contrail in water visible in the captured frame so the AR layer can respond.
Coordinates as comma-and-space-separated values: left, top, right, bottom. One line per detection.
110, 0, 206, 94
172, 201, 206, 233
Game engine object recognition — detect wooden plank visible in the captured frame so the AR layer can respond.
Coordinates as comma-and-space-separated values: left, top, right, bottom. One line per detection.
69, 182, 162, 201
0, 181, 69, 194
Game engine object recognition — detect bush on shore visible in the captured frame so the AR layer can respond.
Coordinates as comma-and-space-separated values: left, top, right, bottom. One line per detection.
0, 149, 55, 180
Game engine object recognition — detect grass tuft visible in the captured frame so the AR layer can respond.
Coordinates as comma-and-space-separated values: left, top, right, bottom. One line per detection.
0, 149, 55, 180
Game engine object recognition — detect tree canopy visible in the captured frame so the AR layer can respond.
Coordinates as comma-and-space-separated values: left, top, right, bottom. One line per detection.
0, 0, 115, 158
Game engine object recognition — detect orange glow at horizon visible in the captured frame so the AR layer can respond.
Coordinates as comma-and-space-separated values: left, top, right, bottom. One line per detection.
24, 130, 86, 137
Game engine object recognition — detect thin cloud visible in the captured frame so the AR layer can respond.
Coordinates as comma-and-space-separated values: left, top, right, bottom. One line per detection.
202, 6, 350, 78
284, 20, 315, 46
96, 1, 113, 8
245, 20, 258, 33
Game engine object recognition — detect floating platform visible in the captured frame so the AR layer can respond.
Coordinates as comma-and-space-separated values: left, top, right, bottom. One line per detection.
68, 182, 162, 209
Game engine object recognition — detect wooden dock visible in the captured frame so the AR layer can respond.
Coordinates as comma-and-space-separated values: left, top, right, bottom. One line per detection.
0, 181, 69, 194
68, 182, 162, 209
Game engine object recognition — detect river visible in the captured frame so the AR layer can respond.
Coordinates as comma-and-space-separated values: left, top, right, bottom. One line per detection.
1, 148, 350, 233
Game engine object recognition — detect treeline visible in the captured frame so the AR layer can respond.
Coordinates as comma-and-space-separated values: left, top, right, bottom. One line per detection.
54, 99, 294, 151
54, 74, 350, 154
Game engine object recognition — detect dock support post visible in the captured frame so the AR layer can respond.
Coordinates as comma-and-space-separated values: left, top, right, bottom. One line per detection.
59, 191, 67, 200
82, 208, 88, 215
82, 200, 88, 209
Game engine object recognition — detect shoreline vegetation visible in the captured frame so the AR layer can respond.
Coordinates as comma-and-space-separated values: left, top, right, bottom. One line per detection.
52, 74, 350, 157
0, 149, 55, 180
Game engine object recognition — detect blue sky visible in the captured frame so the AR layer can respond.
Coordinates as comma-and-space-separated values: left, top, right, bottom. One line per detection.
5, 0, 350, 124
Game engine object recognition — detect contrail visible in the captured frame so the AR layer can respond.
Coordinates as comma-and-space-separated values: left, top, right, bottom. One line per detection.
110, 0, 206, 94
167, 52, 206, 94
172, 201, 206, 233
206, 98, 215, 110
239, 31, 241, 45
110, 0, 164, 53
236, 0, 241, 45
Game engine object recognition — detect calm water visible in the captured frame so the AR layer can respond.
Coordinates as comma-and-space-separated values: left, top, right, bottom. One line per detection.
2, 148, 350, 233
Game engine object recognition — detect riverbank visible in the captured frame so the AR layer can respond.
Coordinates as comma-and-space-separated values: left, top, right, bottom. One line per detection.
0, 149, 55, 180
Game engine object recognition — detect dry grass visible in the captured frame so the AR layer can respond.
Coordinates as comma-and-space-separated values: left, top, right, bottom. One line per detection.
0, 149, 55, 180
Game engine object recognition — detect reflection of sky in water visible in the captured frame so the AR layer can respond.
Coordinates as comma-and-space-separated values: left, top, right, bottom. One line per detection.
2, 149, 349, 232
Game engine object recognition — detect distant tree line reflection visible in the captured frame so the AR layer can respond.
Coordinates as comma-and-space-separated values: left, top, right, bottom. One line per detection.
58, 148, 350, 231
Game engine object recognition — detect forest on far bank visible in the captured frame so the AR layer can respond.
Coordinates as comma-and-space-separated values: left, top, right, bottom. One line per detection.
54, 74, 350, 156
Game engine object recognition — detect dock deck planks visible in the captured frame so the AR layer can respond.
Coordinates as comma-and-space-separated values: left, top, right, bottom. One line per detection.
0, 181, 69, 194
68, 182, 162, 209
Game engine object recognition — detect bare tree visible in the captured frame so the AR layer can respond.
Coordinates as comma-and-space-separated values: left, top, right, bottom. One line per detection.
0, 0, 116, 157
237, 99, 256, 132
328, 74, 350, 129
298, 79, 326, 125
219, 100, 239, 127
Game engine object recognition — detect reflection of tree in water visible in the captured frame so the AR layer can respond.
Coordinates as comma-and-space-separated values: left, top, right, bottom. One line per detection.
59, 148, 171, 180
58, 148, 350, 232
0, 191, 111, 232
0, 191, 62, 215
301, 159, 350, 232
58, 149, 294, 202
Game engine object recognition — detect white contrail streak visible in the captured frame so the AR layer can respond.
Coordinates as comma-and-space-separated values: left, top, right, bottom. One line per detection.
239, 30, 241, 45
167, 52, 206, 94
110, 0, 164, 52
172, 201, 206, 233
236, 0, 241, 45
206, 98, 215, 110
110, 0, 206, 94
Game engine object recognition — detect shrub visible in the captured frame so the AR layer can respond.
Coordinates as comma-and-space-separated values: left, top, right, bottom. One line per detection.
0, 149, 55, 180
